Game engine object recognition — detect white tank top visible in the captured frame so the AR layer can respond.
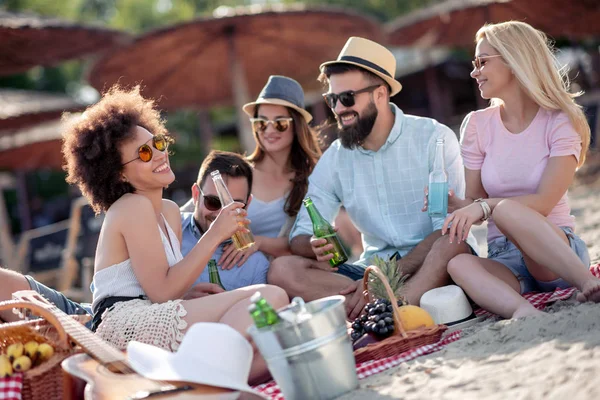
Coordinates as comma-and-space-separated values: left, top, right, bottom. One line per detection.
91, 214, 183, 313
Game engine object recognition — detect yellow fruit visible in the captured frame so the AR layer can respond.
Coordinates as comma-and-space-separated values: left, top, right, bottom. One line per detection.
24, 341, 39, 362
37, 343, 54, 361
396, 305, 435, 331
6, 343, 23, 362
12, 355, 32, 372
0, 354, 13, 377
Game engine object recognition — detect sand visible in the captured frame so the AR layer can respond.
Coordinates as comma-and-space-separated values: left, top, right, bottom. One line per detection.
339, 180, 600, 400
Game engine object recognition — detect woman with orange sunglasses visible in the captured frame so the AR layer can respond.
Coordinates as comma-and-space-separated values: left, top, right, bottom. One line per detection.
62, 85, 288, 384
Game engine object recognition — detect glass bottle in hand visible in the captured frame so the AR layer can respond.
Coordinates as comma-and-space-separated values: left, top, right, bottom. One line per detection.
428, 138, 448, 217
303, 197, 348, 268
211, 170, 255, 250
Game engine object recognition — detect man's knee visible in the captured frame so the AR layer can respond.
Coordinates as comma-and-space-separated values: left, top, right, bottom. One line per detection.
267, 256, 307, 288
431, 235, 471, 261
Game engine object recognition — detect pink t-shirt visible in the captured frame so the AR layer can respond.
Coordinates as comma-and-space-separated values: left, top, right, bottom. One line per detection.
460, 105, 582, 242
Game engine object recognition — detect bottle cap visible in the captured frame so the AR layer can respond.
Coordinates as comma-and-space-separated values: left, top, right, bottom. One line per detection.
250, 291, 262, 304
248, 303, 258, 312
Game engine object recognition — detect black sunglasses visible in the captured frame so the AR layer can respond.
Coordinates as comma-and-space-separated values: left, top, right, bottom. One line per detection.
199, 187, 246, 211
250, 117, 293, 133
122, 134, 174, 166
323, 84, 381, 109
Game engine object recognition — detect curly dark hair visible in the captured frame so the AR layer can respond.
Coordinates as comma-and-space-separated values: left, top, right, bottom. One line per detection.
62, 85, 168, 214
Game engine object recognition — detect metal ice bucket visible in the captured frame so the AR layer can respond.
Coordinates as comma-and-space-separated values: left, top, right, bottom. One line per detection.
248, 295, 358, 400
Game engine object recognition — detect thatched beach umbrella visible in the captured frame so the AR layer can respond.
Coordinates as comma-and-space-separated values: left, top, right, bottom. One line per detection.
88, 3, 385, 152
386, 0, 600, 48
0, 11, 130, 76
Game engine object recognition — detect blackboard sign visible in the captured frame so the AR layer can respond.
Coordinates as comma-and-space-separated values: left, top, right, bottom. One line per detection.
26, 224, 69, 272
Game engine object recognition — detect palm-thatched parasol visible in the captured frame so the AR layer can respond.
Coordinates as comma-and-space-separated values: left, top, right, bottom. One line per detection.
88, 3, 385, 152
0, 11, 130, 76
387, 0, 600, 48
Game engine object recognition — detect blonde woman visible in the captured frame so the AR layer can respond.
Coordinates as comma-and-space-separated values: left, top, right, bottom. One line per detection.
217, 76, 322, 269
443, 21, 600, 318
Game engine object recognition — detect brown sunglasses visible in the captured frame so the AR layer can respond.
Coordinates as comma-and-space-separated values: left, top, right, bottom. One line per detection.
198, 186, 246, 211
122, 134, 174, 166
250, 117, 293, 133
472, 55, 502, 70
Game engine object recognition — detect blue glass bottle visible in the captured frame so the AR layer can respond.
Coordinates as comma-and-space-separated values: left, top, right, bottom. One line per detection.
428, 138, 448, 217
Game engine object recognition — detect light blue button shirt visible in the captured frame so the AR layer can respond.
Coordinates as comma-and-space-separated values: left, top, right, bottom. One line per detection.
180, 212, 269, 290
290, 103, 477, 267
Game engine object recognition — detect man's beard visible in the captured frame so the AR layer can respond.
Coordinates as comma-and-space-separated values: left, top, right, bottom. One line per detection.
336, 101, 378, 149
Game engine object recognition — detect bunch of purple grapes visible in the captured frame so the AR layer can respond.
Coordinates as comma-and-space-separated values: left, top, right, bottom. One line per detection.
350, 298, 399, 342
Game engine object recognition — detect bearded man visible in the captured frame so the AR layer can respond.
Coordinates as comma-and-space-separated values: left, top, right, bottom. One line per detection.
268, 37, 477, 319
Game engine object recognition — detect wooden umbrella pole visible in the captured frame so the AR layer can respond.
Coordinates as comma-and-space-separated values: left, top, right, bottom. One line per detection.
227, 27, 255, 154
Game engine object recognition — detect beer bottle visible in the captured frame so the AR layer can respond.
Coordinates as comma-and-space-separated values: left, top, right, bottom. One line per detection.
248, 303, 268, 328
303, 197, 348, 268
250, 292, 280, 326
428, 138, 448, 217
210, 170, 255, 250
207, 259, 226, 290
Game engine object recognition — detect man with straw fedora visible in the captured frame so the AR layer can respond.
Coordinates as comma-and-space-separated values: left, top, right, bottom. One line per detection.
268, 37, 478, 319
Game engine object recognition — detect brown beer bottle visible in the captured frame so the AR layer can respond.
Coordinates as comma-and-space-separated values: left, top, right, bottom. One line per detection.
211, 170, 255, 250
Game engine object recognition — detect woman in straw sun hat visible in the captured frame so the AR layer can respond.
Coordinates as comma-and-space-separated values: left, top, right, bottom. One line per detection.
62, 85, 288, 384
443, 21, 600, 319
216, 75, 322, 269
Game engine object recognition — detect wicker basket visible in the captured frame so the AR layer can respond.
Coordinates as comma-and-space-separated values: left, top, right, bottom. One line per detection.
0, 300, 78, 400
353, 266, 447, 364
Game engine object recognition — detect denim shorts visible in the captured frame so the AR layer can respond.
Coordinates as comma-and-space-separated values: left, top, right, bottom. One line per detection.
25, 275, 93, 329
336, 263, 366, 281
487, 227, 590, 294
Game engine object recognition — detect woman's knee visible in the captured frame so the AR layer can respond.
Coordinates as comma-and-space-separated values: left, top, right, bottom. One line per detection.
491, 199, 520, 224
258, 284, 289, 308
447, 254, 477, 278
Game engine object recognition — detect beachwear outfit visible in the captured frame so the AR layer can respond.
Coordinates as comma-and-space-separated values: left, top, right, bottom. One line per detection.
461, 106, 590, 294
291, 103, 478, 279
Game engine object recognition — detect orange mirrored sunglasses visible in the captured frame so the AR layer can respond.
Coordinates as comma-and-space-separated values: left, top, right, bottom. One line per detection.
122, 134, 174, 166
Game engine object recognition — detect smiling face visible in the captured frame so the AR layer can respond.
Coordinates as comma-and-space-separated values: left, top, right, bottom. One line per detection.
254, 104, 295, 155
120, 125, 175, 190
327, 70, 379, 149
192, 175, 251, 233
471, 38, 515, 100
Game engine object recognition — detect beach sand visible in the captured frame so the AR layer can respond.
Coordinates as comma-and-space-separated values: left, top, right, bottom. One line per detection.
339, 179, 600, 400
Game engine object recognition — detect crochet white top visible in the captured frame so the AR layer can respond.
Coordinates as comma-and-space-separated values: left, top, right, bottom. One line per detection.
91, 214, 183, 313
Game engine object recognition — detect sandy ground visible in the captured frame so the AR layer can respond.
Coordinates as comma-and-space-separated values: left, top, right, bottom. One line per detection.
339, 180, 600, 400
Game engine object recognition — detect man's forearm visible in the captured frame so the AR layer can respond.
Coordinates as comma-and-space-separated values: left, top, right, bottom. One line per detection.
290, 235, 317, 259
397, 230, 443, 276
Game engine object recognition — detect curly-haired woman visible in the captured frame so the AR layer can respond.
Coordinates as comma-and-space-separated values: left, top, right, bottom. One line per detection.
62, 85, 288, 383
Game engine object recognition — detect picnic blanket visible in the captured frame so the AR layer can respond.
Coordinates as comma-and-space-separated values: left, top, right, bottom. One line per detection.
254, 263, 600, 400
1, 265, 598, 400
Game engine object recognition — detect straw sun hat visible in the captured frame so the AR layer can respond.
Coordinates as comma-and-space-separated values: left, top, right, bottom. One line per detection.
243, 75, 313, 123
320, 36, 402, 96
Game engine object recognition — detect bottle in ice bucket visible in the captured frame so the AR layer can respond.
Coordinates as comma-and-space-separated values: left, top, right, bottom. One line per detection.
248, 303, 268, 328
303, 197, 348, 268
250, 292, 280, 327
211, 170, 255, 250
428, 138, 448, 217
207, 259, 226, 290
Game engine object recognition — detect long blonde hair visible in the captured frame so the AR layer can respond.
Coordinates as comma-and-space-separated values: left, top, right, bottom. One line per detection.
476, 21, 590, 166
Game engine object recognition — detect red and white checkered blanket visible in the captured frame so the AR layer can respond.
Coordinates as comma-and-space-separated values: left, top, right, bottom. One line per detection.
254, 263, 600, 400
0, 374, 22, 400
1, 265, 597, 400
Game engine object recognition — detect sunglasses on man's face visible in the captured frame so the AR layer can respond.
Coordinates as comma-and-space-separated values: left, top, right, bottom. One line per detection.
250, 117, 293, 133
323, 84, 381, 109
199, 187, 246, 211
122, 134, 174, 166
471, 54, 502, 70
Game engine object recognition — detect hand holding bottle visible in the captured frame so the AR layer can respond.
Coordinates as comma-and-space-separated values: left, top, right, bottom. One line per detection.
208, 202, 249, 242
422, 187, 468, 214
310, 229, 339, 270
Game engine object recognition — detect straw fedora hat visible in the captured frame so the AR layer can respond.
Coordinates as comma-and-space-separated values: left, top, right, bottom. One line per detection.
320, 36, 402, 96
243, 75, 313, 123
127, 322, 267, 399
419, 285, 475, 326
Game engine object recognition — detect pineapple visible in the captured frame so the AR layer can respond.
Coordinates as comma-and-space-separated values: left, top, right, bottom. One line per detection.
367, 255, 409, 304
